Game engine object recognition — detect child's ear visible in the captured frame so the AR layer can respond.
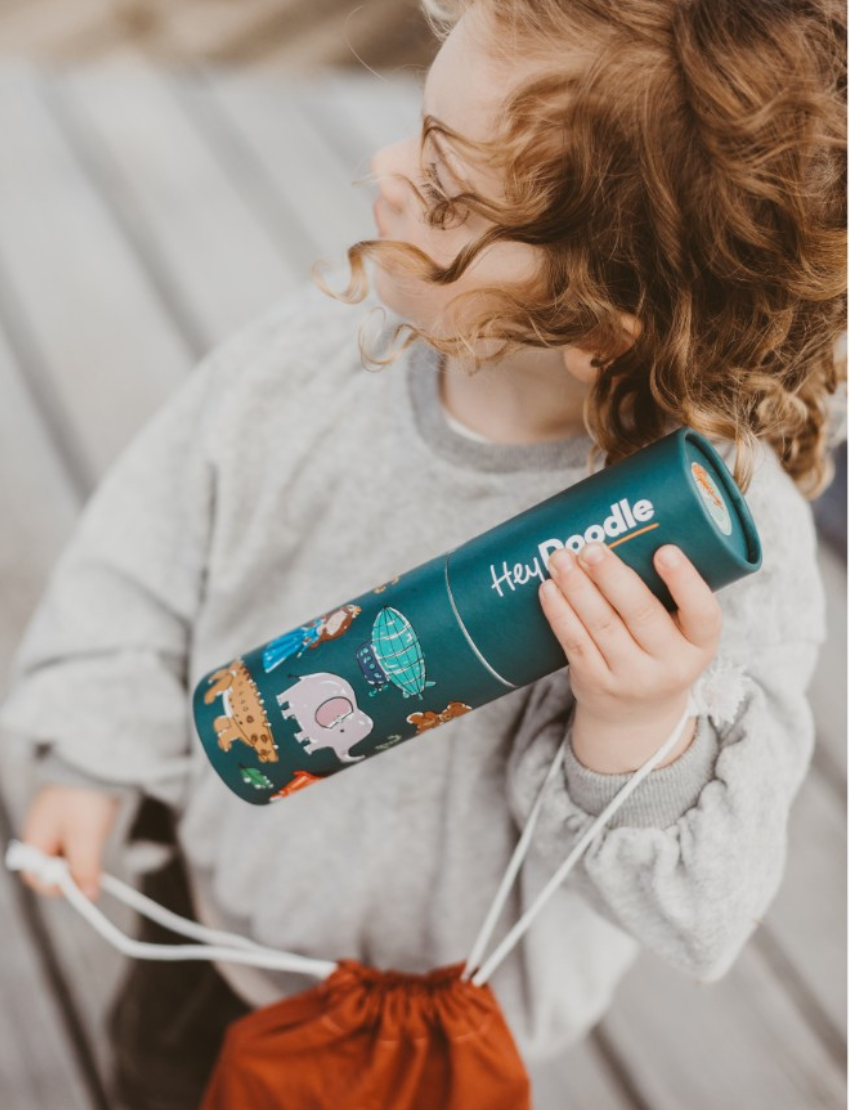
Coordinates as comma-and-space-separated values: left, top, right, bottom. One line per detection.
561, 313, 641, 383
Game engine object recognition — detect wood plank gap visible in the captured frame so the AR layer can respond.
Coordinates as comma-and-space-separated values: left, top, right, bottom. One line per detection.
37, 69, 210, 361
0, 250, 93, 498
170, 66, 320, 269
752, 925, 847, 1070
589, 1026, 658, 1110
0, 793, 110, 1110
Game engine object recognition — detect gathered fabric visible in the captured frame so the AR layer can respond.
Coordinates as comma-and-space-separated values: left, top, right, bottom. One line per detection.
200, 960, 531, 1109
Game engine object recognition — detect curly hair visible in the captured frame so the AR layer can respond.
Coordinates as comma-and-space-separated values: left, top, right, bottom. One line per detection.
320, 0, 846, 496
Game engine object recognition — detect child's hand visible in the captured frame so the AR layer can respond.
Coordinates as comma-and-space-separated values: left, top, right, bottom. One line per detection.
20, 785, 122, 900
539, 542, 722, 772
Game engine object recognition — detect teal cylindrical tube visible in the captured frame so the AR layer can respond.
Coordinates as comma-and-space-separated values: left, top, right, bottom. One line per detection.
193, 428, 762, 804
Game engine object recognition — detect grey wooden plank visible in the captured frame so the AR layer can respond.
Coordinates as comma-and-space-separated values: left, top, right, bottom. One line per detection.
203, 70, 378, 252
58, 62, 301, 352
0, 321, 104, 1108
0, 317, 136, 1088
0, 64, 191, 481
810, 543, 847, 783
602, 942, 846, 1110
0, 856, 95, 1110
305, 69, 422, 171
766, 762, 847, 1036
0, 336, 79, 636
528, 1038, 636, 1110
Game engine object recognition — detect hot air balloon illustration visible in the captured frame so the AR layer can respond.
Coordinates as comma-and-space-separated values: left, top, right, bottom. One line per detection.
356, 606, 435, 699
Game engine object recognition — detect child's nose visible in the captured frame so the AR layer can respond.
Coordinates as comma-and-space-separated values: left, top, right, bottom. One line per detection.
371, 138, 417, 210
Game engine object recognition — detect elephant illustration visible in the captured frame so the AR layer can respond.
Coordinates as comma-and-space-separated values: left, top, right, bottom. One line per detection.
277, 672, 374, 763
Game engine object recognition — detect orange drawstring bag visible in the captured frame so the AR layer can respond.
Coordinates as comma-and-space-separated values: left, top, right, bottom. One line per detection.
6, 704, 693, 1110
199, 959, 531, 1110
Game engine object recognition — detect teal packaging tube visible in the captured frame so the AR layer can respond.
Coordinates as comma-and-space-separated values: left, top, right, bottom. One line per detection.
193, 428, 762, 804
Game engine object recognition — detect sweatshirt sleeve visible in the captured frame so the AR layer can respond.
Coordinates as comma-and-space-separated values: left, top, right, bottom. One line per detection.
0, 303, 286, 809
506, 442, 827, 981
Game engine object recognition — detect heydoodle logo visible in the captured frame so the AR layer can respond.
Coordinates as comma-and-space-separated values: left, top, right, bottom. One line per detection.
489, 498, 657, 598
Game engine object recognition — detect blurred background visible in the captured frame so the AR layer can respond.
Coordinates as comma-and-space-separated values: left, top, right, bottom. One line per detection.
0, 3, 845, 1110
0, 0, 436, 69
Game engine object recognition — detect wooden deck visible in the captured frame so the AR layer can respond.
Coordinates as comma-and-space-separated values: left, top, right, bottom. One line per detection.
0, 63, 845, 1110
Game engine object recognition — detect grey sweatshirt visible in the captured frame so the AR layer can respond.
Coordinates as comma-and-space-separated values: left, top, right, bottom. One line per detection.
0, 281, 826, 1061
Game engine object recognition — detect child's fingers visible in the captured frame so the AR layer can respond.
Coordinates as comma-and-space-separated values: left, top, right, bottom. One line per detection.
20, 789, 114, 901
546, 548, 639, 670
539, 578, 608, 677
574, 542, 680, 657
653, 546, 722, 650
64, 814, 111, 901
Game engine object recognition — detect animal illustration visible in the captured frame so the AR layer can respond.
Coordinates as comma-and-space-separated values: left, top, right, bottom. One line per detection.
277, 672, 374, 763
204, 660, 279, 763
407, 702, 472, 734
263, 604, 362, 672
356, 606, 436, 699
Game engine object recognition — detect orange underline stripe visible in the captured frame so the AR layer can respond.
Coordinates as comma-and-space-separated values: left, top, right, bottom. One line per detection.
607, 523, 661, 550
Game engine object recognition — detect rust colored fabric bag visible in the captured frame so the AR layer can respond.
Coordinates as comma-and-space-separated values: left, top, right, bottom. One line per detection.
199, 959, 531, 1110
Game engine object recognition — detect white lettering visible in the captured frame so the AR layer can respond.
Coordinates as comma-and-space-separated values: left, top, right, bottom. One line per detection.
513, 560, 545, 588
490, 562, 516, 599
490, 557, 546, 598
538, 539, 564, 569
486, 497, 656, 601
603, 502, 627, 537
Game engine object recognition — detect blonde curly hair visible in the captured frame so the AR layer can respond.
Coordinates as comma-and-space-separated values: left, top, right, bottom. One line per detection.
322, 0, 847, 497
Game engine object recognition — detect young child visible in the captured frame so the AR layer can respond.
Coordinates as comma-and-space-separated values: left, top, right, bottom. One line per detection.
2, 0, 845, 1107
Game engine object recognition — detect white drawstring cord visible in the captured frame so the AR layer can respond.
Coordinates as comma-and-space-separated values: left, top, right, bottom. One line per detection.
5, 693, 697, 991
462, 745, 566, 981
4, 840, 336, 979
462, 693, 699, 986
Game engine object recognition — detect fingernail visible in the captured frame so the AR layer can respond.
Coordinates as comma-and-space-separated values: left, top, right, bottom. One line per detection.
548, 548, 574, 573
580, 542, 607, 566
656, 545, 681, 568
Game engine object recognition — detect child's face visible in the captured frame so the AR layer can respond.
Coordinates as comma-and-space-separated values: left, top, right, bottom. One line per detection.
369, 6, 543, 347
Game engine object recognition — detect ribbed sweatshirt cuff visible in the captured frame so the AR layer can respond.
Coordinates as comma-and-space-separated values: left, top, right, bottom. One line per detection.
563, 715, 720, 829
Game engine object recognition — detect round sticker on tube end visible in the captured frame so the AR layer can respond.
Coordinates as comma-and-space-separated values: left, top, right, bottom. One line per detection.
690, 462, 733, 535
